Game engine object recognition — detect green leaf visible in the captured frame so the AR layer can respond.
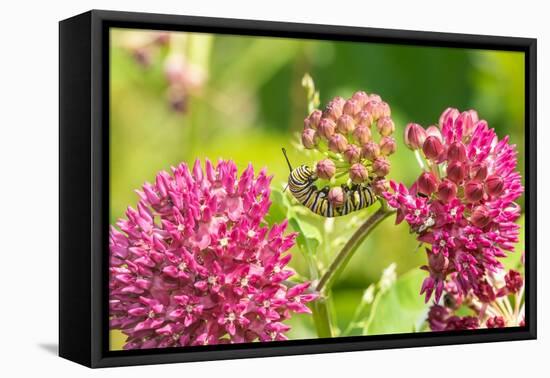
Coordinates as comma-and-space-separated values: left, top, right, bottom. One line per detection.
267, 188, 322, 256
265, 187, 290, 225
288, 214, 322, 256
365, 268, 429, 335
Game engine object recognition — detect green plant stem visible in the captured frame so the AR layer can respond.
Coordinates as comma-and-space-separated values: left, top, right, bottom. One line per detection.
297, 233, 334, 338
306, 249, 335, 338
342, 300, 368, 336
316, 205, 394, 294
311, 296, 333, 338
414, 149, 428, 172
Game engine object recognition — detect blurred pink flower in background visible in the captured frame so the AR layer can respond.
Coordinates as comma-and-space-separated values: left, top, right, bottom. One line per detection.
164, 53, 206, 113
110, 160, 316, 349
120, 31, 207, 114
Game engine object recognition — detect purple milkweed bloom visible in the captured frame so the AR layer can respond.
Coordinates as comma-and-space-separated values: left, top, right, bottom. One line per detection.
383, 108, 523, 305
110, 159, 316, 349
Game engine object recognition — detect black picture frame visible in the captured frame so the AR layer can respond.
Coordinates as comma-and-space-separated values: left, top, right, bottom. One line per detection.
59, 9, 537, 368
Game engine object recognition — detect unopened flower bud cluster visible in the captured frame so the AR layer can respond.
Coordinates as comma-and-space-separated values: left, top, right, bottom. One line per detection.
301, 91, 396, 204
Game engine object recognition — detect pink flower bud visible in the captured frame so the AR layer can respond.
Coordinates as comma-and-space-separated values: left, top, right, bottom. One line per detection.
353, 125, 372, 145
349, 163, 369, 184
447, 141, 467, 162
355, 111, 373, 127
316, 159, 336, 180
361, 141, 380, 161
324, 97, 345, 120
343, 99, 360, 116
379, 101, 391, 118
351, 91, 368, 107
365, 100, 382, 119
470, 205, 491, 228
486, 316, 506, 329
305, 109, 322, 130
505, 270, 523, 293
372, 157, 391, 177
446, 161, 466, 183
328, 134, 349, 153
301, 128, 319, 149
417, 172, 438, 195
423, 136, 444, 160
343, 144, 361, 163
303, 117, 312, 130
336, 114, 355, 134
470, 162, 488, 181
376, 116, 395, 136
438, 107, 460, 128
428, 252, 449, 274
379, 136, 397, 155
317, 118, 336, 139
465, 181, 484, 202
475, 280, 496, 303
368, 93, 382, 102
328, 187, 345, 207
372, 177, 388, 195
425, 125, 442, 141
404, 123, 427, 150
485, 174, 504, 196
437, 179, 457, 203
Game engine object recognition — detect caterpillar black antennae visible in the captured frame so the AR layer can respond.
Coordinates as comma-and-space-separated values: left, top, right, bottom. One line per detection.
281, 148, 293, 172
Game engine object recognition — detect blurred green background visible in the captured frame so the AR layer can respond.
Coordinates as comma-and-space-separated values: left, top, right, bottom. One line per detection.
109, 28, 525, 350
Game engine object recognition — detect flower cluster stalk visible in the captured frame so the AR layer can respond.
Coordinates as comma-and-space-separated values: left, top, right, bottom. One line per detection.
316, 205, 394, 294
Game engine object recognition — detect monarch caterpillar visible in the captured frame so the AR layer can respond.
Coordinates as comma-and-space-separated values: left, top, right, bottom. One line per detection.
282, 148, 377, 217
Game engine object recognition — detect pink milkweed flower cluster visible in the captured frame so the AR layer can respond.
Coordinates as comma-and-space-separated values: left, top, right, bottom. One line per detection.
109, 159, 316, 349
383, 108, 524, 311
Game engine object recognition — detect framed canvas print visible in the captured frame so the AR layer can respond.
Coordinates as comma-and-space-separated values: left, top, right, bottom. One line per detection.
59, 10, 537, 368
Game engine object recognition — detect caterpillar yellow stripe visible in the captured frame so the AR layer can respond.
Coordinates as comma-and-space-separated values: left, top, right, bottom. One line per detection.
282, 148, 376, 217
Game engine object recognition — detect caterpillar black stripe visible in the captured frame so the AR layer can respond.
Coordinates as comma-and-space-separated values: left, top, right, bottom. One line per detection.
282, 148, 376, 217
